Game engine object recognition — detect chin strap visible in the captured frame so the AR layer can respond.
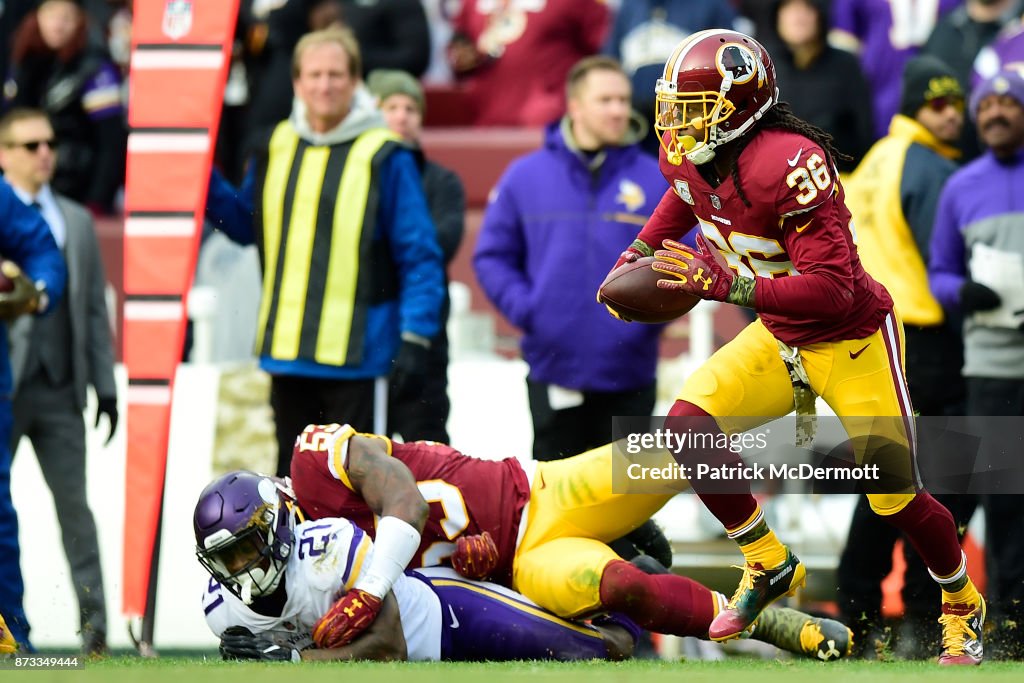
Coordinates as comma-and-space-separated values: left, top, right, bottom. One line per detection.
239, 577, 254, 605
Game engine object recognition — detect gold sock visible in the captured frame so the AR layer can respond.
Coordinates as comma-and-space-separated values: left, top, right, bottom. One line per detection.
711, 591, 727, 618
739, 530, 788, 568
942, 579, 981, 606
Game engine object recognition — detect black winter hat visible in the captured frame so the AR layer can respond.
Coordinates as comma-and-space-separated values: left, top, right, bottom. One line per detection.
899, 55, 963, 118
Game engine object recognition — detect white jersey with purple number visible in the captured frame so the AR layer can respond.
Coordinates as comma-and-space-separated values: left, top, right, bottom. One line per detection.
200, 517, 442, 660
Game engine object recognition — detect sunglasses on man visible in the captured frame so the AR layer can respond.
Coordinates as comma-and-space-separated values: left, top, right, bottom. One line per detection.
925, 96, 965, 114
3, 138, 58, 152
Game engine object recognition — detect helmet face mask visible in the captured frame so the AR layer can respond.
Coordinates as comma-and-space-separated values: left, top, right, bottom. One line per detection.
194, 471, 295, 604
654, 86, 735, 164
655, 29, 778, 166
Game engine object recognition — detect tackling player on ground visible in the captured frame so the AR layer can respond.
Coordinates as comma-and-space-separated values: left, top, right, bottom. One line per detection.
604, 29, 985, 665
286, 422, 852, 661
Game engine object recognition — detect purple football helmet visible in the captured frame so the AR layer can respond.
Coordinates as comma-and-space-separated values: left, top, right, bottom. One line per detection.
194, 470, 296, 604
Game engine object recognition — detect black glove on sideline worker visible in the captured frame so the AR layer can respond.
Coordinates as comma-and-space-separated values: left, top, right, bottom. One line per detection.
391, 333, 431, 397
96, 396, 119, 446
959, 280, 1001, 314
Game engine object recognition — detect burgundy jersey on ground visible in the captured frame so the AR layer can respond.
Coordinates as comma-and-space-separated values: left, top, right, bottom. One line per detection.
638, 128, 893, 346
290, 424, 531, 586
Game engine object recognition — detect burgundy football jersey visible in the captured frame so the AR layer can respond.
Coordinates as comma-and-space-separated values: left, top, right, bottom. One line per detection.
639, 128, 892, 346
290, 424, 531, 586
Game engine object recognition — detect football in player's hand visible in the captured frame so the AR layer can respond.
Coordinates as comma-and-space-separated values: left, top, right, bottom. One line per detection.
0, 259, 18, 293
598, 256, 700, 323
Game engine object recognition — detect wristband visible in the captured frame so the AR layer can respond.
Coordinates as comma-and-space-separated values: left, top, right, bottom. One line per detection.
354, 516, 421, 599
401, 331, 432, 349
628, 238, 655, 258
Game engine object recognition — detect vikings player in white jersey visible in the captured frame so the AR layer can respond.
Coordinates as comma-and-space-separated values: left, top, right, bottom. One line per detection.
196, 471, 638, 662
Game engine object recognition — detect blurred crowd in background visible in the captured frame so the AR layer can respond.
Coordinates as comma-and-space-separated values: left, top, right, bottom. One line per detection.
3, 0, 1024, 661
2, 0, 1022, 199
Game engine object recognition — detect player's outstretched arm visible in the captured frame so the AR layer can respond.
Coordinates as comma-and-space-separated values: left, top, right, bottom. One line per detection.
304, 593, 407, 662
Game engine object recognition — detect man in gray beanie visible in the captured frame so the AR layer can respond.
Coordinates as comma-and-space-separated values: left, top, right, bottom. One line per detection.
929, 68, 1024, 659
367, 70, 425, 125
367, 69, 464, 444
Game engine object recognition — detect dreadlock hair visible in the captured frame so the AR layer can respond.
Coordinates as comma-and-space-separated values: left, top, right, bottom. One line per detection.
727, 102, 852, 208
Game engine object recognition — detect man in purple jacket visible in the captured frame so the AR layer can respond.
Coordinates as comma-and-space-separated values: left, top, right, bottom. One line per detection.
474, 55, 676, 463
928, 68, 1024, 659
473, 55, 680, 566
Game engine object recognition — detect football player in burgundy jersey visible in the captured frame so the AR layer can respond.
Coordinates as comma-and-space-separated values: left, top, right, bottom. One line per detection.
603, 29, 985, 665
287, 423, 853, 660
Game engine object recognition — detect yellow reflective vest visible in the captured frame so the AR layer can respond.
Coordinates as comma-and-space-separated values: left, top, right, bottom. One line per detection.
253, 121, 401, 365
845, 115, 959, 327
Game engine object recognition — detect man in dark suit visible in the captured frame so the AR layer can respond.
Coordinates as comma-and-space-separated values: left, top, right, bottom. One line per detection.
0, 107, 116, 656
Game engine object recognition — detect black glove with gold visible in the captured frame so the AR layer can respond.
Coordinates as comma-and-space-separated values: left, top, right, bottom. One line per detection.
0, 260, 42, 321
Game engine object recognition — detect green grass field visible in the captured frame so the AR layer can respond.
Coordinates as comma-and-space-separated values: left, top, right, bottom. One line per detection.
8, 657, 1024, 683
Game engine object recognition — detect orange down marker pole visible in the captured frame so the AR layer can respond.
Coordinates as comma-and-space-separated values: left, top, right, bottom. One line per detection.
122, 0, 238, 634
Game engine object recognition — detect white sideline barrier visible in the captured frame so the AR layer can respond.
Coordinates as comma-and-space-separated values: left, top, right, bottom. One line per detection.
14, 364, 221, 649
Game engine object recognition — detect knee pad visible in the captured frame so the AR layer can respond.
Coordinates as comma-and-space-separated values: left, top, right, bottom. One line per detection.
868, 492, 916, 516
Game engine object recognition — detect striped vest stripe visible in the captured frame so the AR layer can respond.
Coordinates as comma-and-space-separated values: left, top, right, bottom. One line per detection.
255, 124, 300, 354
254, 121, 400, 365
315, 129, 396, 364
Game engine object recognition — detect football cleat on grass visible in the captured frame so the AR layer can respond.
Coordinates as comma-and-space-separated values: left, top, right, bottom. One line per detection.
937, 597, 985, 665
751, 607, 853, 661
709, 547, 806, 641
